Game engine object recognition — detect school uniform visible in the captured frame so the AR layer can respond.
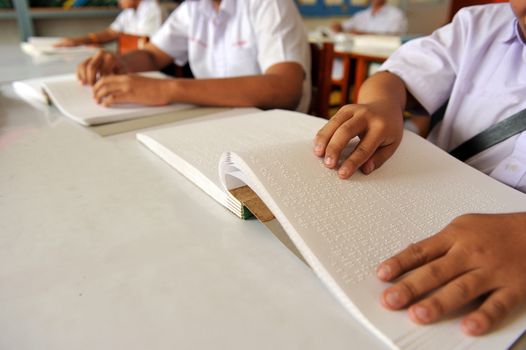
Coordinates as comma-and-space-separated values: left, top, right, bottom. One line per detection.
342, 4, 407, 34
110, 0, 163, 37
150, 0, 311, 113
381, 4, 526, 193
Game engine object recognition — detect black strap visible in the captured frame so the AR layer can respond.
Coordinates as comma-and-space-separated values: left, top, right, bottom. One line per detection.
449, 108, 526, 162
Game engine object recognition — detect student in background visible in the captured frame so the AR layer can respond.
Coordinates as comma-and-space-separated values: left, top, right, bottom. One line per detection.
75, 0, 310, 113
55, 0, 162, 47
315, 2, 526, 336
331, 0, 407, 35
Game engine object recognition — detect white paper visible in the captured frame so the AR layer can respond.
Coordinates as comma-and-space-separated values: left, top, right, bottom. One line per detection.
137, 108, 259, 217
14, 72, 193, 126
215, 110, 526, 349
21, 37, 99, 56
137, 110, 320, 217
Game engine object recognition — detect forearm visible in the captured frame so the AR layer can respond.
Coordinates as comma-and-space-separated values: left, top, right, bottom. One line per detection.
73, 29, 119, 45
358, 71, 407, 113
118, 50, 162, 73
162, 74, 302, 110
119, 43, 174, 74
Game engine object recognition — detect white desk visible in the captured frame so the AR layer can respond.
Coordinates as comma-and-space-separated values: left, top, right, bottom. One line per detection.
0, 43, 91, 83
0, 62, 387, 349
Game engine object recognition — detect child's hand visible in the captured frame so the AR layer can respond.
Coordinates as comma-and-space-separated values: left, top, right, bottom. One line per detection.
313, 101, 404, 179
92, 75, 173, 107
376, 213, 526, 336
77, 50, 126, 86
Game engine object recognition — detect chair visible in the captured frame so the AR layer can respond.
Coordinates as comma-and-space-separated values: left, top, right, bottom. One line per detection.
309, 42, 335, 120
117, 33, 150, 55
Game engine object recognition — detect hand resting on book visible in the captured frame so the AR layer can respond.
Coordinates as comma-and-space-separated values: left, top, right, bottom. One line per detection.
313, 70, 526, 336
77, 50, 128, 86
376, 213, 526, 336
92, 74, 173, 107
313, 72, 405, 179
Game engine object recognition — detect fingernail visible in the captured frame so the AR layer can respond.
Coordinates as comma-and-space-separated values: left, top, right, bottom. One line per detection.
324, 156, 333, 167
385, 290, 402, 308
338, 166, 350, 178
314, 144, 323, 154
463, 319, 480, 334
412, 305, 430, 323
363, 160, 375, 174
376, 265, 391, 280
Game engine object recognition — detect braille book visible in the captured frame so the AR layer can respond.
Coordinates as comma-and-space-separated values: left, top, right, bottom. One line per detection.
137, 109, 526, 349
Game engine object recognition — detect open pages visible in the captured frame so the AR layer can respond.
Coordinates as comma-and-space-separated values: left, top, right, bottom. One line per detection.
20, 36, 99, 56
214, 111, 526, 349
13, 73, 193, 125
137, 108, 260, 218
136, 108, 526, 348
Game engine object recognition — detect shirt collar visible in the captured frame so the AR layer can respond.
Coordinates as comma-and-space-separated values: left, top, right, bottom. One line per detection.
368, 4, 387, 17
198, 0, 235, 19
502, 19, 526, 45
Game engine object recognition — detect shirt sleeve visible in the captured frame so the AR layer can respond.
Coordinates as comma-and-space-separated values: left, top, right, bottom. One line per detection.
379, 9, 469, 114
150, 3, 190, 64
139, 2, 163, 37
109, 10, 126, 32
250, 0, 309, 74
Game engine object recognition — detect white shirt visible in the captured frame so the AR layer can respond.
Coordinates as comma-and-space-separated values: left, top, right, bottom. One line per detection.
150, 0, 311, 113
110, 0, 163, 37
342, 4, 407, 34
381, 4, 526, 193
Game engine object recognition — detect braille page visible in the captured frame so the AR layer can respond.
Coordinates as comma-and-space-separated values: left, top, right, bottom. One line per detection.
219, 128, 526, 350
137, 110, 326, 218
41, 73, 192, 126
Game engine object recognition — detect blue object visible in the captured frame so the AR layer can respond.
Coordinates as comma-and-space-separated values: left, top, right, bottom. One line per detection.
72, 0, 90, 7
294, 0, 366, 17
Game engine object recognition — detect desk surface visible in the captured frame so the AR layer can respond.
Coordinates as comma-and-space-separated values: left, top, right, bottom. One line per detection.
0, 52, 387, 349
0, 44, 91, 84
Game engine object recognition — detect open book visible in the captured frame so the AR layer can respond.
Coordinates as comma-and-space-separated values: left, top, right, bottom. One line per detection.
20, 36, 99, 57
13, 72, 192, 126
137, 109, 526, 349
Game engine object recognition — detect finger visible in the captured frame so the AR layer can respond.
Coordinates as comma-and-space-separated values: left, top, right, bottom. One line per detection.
461, 289, 520, 336
313, 106, 357, 157
93, 76, 116, 99
101, 53, 117, 77
85, 51, 105, 86
94, 82, 125, 104
381, 253, 467, 310
100, 93, 116, 107
336, 128, 383, 179
377, 233, 451, 282
323, 116, 367, 170
360, 138, 401, 175
101, 92, 127, 107
405, 269, 491, 324
77, 58, 91, 85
